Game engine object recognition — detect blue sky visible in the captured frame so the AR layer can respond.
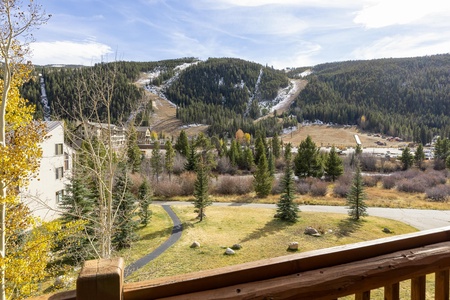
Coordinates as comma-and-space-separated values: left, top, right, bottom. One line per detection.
29, 0, 450, 68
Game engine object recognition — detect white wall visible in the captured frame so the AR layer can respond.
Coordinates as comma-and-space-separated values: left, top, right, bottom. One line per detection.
20, 122, 72, 221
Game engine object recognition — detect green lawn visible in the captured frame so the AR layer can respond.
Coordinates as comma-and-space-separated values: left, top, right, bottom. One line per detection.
125, 205, 417, 283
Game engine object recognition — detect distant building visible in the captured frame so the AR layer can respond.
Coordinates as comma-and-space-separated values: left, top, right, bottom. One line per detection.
20, 121, 73, 221
73, 121, 126, 150
135, 126, 151, 144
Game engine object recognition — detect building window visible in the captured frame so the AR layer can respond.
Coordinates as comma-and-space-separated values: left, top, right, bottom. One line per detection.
64, 152, 70, 170
56, 190, 64, 203
56, 167, 64, 179
55, 143, 63, 155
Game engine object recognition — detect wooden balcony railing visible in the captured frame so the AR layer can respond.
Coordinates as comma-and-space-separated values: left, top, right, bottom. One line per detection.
31, 225, 450, 300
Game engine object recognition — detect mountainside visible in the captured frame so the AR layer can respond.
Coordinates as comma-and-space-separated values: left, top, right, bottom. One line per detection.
290, 54, 450, 143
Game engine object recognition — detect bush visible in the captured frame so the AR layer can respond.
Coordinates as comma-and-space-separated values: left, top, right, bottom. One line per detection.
363, 175, 379, 187
310, 180, 328, 197
359, 155, 377, 172
212, 175, 253, 195
296, 180, 310, 195
173, 153, 187, 175
216, 156, 237, 175
153, 179, 182, 197
396, 178, 427, 193
271, 177, 283, 195
333, 183, 349, 198
426, 185, 450, 202
179, 172, 196, 196
382, 176, 396, 189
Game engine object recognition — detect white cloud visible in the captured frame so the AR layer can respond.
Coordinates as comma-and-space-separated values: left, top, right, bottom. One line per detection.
29, 40, 113, 65
354, 0, 450, 28
351, 33, 450, 60
199, 0, 359, 8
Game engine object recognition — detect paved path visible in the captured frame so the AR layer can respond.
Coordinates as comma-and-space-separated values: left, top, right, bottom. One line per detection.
124, 205, 182, 277
153, 201, 450, 231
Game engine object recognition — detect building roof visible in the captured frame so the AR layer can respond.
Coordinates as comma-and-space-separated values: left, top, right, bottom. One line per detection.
44, 120, 63, 133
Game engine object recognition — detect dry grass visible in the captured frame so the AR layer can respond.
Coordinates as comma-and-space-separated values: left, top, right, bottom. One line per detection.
125, 206, 416, 283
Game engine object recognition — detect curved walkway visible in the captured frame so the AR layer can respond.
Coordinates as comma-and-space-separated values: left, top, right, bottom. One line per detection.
124, 205, 182, 277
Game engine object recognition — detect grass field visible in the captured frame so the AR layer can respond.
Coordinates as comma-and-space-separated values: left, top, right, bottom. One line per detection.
125, 205, 416, 284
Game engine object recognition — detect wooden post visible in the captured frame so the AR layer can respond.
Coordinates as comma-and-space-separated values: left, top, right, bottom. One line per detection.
384, 282, 400, 300
355, 291, 370, 300
77, 258, 124, 300
411, 275, 426, 300
435, 270, 449, 300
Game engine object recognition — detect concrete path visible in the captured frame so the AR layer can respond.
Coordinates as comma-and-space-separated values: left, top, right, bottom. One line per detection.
124, 205, 182, 277
153, 201, 450, 231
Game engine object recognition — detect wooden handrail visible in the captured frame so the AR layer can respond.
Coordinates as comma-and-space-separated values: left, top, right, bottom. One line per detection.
29, 226, 450, 300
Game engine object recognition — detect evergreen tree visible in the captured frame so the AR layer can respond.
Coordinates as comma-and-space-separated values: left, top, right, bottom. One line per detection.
271, 132, 281, 159
275, 152, 299, 222
347, 162, 367, 221
193, 157, 211, 221
127, 125, 142, 173
400, 147, 414, 170
59, 175, 96, 263
112, 166, 138, 249
325, 146, 344, 181
284, 142, 292, 161
174, 130, 190, 156
355, 144, 363, 156
228, 139, 240, 166
185, 141, 198, 171
294, 135, 322, 178
242, 146, 254, 171
138, 180, 152, 226
165, 140, 175, 180
414, 143, 425, 169
268, 150, 275, 177
150, 141, 163, 182
254, 134, 266, 165
254, 151, 273, 198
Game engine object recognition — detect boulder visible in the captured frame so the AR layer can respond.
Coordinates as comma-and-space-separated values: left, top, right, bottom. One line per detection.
190, 241, 201, 248
225, 248, 235, 255
383, 228, 392, 234
231, 244, 242, 250
304, 226, 320, 236
288, 242, 299, 251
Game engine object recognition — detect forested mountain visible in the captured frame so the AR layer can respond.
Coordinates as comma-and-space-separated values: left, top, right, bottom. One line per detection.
20, 58, 197, 123
164, 58, 291, 136
290, 54, 450, 144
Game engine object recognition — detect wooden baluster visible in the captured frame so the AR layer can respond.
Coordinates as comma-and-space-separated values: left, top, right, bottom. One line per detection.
435, 270, 450, 300
411, 275, 426, 300
384, 282, 400, 300
355, 291, 370, 300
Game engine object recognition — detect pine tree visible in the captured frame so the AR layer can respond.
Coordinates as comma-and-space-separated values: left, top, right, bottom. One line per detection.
127, 125, 142, 173
59, 175, 96, 263
242, 146, 254, 171
325, 146, 344, 181
193, 157, 211, 221
347, 162, 367, 221
185, 141, 198, 171
254, 151, 273, 198
150, 141, 163, 182
138, 180, 152, 226
112, 166, 138, 250
275, 152, 299, 222
400, 147, 414, 170
294, 135, 322, 178
268, 149, 275, 177
284, 143, 292, 161
165, 140, 175, 180
414, 143, 425, 169
355, 144, 363, 156
272, 132, 281, 159
174, 130, 190, 157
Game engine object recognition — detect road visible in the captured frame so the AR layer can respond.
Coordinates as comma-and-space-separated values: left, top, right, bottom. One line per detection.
153, 201, 450, 231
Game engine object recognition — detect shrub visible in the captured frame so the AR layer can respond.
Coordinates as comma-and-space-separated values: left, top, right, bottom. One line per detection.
382, 175, 396, 189
422, 170, 447, 186
359, 155, 377, 172
363, 175, 379, 187
179, 172, 196, 196
212, 175, 253, 195
426, 185, 450, 202
333, 183, 349, 198
271, 177, 283, 195
216, 156, 237, 175
310, 180, 328, 197
173, 153, 187, 175
153, 179, 182, 197
296, 180, 310, 195
396, 178, 426, 193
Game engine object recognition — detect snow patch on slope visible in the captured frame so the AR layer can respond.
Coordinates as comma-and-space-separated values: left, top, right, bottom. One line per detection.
260, 79, 301, 112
